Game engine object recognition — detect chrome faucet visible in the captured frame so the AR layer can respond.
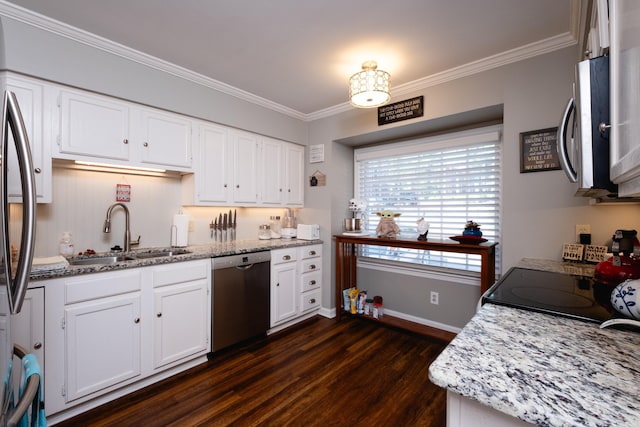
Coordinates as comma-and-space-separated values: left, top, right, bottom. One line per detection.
103, 203, 139, 252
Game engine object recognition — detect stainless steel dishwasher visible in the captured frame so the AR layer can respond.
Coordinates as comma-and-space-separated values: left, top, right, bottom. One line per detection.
212, 251, 271, 351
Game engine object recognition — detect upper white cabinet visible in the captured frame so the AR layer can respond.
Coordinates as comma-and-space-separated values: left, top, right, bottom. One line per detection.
183, 123, 305, 207
138, 108, 192, 168
55, 87, 193, 172
609, 0, 640, 196
1, 74, 53, 203
58, 90, 130, 161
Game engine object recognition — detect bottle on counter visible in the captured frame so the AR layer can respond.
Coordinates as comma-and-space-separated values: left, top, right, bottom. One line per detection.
59, 232, 75, 256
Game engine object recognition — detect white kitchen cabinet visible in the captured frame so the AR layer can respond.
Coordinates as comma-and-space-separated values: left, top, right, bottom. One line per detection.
298, 245, 322, 313
270, 248, 298, 326
447, 391, 533, 427
609, 0, 640, 196
65, 292, 142, 402
259, 137, 284, 205
138, 108, 192, 169
270, 245, 322, 330
1, 74, 53, 203
58, 89, 131, 161
11, 287, 45, 395
284, 142, 304, 206
151, 260, 210, 370
55, 86, 193, 172
231, 129, 259, 204
62, 270, 142, 402
182, 123, 231, 205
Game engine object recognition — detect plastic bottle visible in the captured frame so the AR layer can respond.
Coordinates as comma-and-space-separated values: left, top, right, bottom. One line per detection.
59, 232, 75, 256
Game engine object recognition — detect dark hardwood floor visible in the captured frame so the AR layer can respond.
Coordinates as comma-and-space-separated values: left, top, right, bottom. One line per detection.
56, 316, 448, 426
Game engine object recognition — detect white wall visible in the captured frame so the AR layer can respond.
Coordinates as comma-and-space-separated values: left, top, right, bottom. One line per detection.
307, 45, 640, 328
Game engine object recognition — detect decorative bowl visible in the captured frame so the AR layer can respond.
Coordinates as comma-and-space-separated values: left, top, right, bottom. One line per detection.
611, 279, 640, 320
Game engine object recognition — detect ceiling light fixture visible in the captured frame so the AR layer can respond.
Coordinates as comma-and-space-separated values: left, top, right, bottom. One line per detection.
349, 60, 391, 108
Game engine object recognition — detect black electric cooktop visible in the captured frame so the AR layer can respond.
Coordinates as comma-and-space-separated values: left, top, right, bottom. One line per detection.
482, 267, 616, 323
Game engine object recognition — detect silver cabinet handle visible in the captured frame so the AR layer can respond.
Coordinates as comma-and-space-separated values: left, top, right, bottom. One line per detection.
34, 168, 41, 174
157, 313, 162, 317
309, 251, 316, 256
309, 264, 316, 270
143, 142, 149, 147
309, 298, 316, 304
283, 255, 291, 261
33, 342, 42, 350
309, 280, 316, 285
123, 139, 129, 144
134, 317, 140, 324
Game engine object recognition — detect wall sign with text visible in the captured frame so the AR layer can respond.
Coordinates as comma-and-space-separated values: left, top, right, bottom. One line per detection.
378, 96, 424, 126
519, 127, 561, 173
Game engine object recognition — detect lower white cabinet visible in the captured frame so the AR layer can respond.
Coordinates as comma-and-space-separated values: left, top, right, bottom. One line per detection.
11, 287, 45, 397
65, 291, 142, 401
151, 261, 209, 369
44, 259, 211, 419
270, 244, 322, 329
270, 248, 298, 326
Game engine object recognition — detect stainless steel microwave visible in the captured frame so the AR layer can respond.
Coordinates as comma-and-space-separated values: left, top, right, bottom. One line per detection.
557, 55, 617, 199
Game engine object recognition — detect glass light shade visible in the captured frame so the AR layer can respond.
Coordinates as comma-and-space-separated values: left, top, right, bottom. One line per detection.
349, 61, 391, 108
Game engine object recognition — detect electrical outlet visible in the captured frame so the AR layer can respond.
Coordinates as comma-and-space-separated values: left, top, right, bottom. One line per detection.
575, 224, 591, 242
430, 291, 439, 305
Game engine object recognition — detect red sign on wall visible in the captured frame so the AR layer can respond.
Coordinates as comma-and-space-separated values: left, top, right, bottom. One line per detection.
116, 184, 131, 202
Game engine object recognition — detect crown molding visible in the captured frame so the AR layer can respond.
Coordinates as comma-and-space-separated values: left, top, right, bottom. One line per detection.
0, 0, 580, 123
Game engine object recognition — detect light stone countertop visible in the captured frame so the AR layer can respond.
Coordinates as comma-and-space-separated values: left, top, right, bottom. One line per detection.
29, 239, 322, 280
428, 258, 640, 427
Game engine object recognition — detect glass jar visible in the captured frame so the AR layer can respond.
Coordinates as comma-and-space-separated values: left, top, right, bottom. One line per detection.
270, 216, 282, 239
59, 232, 75, 256
258, 224, 272, 240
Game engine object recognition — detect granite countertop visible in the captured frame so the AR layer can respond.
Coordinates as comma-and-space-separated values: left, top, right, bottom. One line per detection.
428, 258, 640, 427
29, 238, 322, 281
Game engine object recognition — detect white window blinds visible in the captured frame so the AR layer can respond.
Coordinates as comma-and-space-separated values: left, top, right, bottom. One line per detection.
354, 126, 502, 272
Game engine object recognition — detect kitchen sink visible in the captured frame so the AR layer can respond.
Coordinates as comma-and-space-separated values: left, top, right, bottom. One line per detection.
68, 255, 137, 266
132, 249, 191, 259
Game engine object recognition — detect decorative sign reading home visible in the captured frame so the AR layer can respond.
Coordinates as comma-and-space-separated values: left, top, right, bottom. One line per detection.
116, 184, 131, 202
520, 127, 561, 173
378, 96, 424, 126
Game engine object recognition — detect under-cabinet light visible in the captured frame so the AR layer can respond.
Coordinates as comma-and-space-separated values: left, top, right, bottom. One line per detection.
74, 161, 167, 173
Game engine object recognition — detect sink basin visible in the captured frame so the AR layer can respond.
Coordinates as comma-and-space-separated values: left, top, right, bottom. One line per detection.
68, 255, 136, 266
132, 249, 192, 259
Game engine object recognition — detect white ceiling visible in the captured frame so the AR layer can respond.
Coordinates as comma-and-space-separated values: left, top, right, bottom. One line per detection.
2, 0, 580, 119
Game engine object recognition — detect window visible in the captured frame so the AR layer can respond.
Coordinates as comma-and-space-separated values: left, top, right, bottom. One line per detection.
354, 126, 502, 273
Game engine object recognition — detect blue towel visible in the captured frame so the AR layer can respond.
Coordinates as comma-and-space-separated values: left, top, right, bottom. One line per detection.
18, 354, 46, 427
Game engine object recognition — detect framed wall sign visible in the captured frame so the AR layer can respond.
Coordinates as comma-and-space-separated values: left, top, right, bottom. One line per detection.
520, 127, 561, 173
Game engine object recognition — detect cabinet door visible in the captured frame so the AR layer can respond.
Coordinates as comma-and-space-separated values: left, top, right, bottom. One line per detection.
11, 287, 45, 396
65, 293, 141, 401
58, 90, 130, 160
270, 262, 298, 326
139, 109, 192, 169
195, 123, 232, 204
610, 0, 640, 196
260, 137, 284, 205
3, 76, 52, 203
284, 143, 304, 206
232, 130, 259, 204
152, 280, 209, 369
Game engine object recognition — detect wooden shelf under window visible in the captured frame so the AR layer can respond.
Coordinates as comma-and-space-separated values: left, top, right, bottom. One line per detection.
334, 234, 498, 341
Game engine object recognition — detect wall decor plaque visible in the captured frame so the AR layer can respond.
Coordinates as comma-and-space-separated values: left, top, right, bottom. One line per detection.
378, 96, 424, 126
520, 127, 561, 173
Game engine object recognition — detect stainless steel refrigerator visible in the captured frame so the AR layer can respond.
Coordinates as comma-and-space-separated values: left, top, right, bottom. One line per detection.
0, 90, 40, 426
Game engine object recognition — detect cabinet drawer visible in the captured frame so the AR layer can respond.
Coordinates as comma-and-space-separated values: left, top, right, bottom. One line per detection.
299, 258, 320, 274
152, 259, 209, 288
271, 248, 297, 265
300, 270, 321, 292
300, 290, 321, 312
298, 244, 322, 260
65, 270, 142, 304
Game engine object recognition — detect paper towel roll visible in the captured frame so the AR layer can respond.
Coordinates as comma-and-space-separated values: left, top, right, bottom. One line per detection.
171, 214, 189, 247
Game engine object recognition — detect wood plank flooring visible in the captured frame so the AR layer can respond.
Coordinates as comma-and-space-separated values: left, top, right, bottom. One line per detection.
56, 316, 448, 427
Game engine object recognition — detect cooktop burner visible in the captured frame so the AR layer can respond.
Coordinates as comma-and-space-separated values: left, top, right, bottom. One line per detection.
482, 267, 616, 323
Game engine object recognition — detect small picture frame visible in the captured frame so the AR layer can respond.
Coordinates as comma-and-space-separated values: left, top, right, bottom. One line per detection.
520, 127, 561, 173
562, 243, 584, 261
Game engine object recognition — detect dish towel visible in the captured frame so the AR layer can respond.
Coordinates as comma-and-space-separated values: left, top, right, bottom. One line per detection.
18, 354, 46, 427
31, 255, 69, 272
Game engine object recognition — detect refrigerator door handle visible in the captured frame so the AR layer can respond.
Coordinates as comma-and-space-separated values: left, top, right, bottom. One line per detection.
1, 91, 37, 314
557, 97, 578, 183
